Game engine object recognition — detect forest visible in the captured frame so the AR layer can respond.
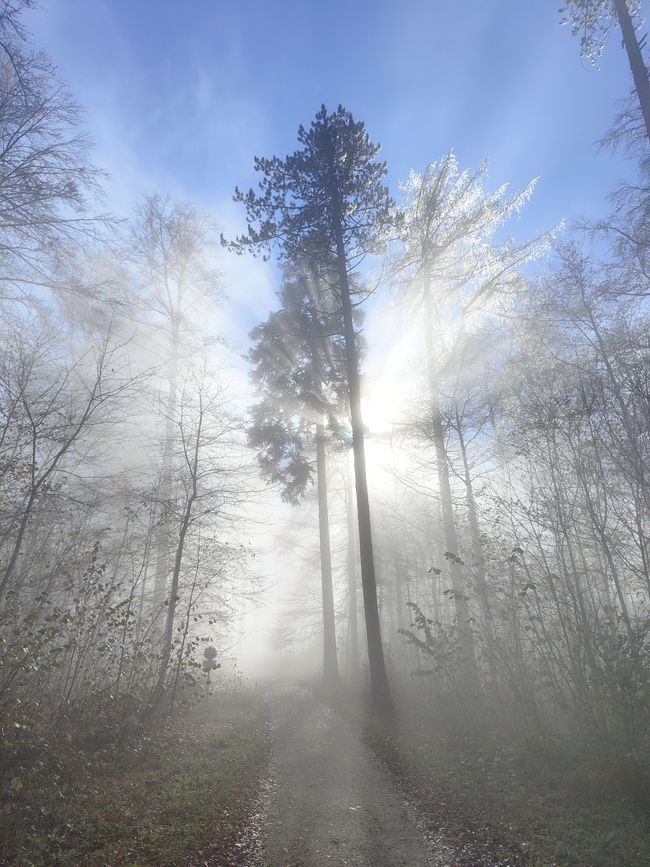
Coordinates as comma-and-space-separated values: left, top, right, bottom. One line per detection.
1, 1, 650, 865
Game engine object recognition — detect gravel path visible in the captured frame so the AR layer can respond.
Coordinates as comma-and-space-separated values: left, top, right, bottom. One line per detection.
236, 685, 452, 867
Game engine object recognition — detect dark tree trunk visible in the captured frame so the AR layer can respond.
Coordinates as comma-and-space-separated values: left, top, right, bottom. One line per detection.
334, 234, 392, 713
315, 420, 341, 688
346, 455, 361, 679
613, 0, 650, 143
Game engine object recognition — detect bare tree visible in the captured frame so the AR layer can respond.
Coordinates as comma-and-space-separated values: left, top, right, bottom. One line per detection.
128, 195, 221, 612
0, 0, 105, 303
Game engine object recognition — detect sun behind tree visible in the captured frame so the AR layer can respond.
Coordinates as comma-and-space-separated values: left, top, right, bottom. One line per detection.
224, 105, 396, 712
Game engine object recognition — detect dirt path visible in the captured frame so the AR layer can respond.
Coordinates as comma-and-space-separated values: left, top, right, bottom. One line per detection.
236, 685, 452, 867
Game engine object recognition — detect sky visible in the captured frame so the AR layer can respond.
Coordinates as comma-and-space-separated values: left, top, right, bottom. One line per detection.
24, 0, 644, 347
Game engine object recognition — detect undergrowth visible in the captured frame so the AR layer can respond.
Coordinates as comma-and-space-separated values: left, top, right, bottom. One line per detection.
333, 682, 650, 866
0, 688, 269, 866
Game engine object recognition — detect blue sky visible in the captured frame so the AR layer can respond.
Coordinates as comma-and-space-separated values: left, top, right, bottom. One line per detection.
25, 0, 644, 332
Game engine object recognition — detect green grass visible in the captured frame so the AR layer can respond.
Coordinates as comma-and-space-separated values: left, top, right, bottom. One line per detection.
0, 690, 269, 866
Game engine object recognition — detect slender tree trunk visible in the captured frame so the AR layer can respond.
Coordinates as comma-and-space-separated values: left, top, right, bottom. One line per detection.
424, 293, 479, 688
613, 0, 650, 143
0, 372, 102, 602
346, 453, 361, 679
153, 315, 180, 610
115, 522, 151, 703
392, 535, 407, 672
334, 231, 392, 712
170, 541, 202, 711
147, 405, 201, 715
455, 406, 498, 687
148, 491, 194, 713
315, 420, 340, 688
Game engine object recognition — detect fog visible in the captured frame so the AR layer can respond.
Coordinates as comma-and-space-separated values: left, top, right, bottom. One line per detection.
2, 2, 650, 865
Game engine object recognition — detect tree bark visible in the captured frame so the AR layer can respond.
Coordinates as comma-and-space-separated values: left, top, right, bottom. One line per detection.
315, 420, 341, 688
334, 232, 392, 713
346, 453, 361, 679
613, 0, 650, 144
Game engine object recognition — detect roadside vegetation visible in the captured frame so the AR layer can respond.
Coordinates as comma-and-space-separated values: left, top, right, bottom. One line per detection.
0, 688, 269, 867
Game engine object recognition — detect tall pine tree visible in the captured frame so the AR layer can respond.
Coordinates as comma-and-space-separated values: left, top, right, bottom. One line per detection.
226, 105, 395, 711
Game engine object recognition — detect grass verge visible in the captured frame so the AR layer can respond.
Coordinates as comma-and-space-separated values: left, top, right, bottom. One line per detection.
362, 715, 650, 866
0, 689, 269, 866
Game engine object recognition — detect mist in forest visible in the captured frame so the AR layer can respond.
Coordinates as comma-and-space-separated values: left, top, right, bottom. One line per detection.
2, 1, 650, 865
